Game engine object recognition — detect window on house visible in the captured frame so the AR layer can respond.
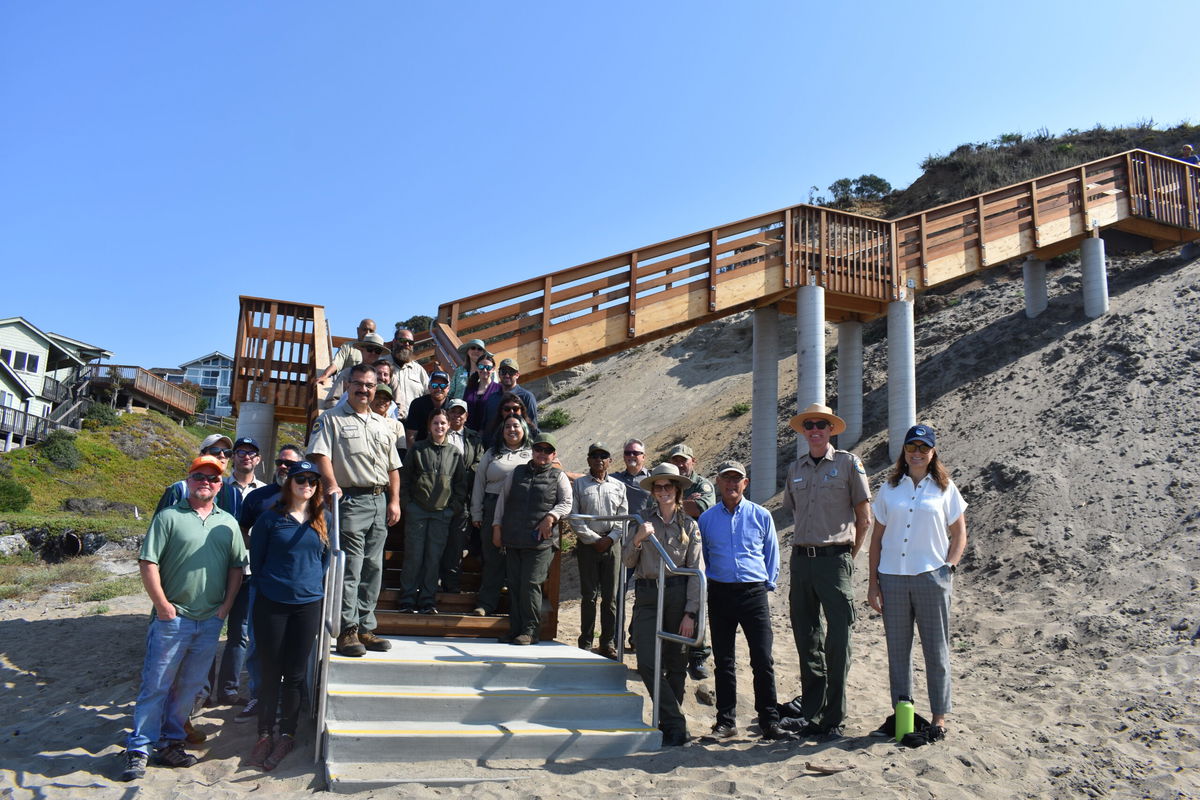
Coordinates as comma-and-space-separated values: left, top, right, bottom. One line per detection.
200, 369, 220, 387
0, 349, 10, 365
1, 350, 39, 372
0, 391, 11, 407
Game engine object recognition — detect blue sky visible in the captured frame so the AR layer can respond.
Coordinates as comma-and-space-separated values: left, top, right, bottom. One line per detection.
3, 1, 1196, 369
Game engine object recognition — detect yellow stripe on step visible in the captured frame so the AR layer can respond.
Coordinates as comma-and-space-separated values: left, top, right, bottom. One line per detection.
329, 690, 635, 698
327, 726, 657, 736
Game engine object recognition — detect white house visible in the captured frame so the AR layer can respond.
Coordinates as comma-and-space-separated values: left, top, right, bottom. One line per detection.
179, 351, 234, 417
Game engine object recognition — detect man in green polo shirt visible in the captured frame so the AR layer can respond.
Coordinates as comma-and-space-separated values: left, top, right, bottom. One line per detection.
119, 455, 247, 782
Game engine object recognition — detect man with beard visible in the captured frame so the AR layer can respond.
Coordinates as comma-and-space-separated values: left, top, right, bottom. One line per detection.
405, 370, 451, 450
391, 325, 429, 425
308, 363, 402, 657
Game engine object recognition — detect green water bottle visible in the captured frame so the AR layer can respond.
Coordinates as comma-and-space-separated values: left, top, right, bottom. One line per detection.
895, 696, 915, 742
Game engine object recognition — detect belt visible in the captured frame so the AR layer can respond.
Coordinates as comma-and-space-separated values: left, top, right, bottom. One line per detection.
636, 576, 687, 588
794, 543, 852, 557
342, 485, 386, 496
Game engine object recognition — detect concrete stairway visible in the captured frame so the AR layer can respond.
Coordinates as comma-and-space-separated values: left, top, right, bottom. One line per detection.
322, 636, 661, 791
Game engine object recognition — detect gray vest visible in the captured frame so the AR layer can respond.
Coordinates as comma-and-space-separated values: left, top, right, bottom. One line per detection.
500, 462, 560, 549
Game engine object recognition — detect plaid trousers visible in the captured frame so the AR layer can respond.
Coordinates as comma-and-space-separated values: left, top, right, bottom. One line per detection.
879, 565, 953, 716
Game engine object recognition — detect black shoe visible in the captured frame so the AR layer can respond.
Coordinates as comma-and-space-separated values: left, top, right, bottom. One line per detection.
419, 607, 439, 615
901, 723, 946, 748
708, 722, 737, 739
778, 715, 809, 732
687, 659, 710, 681
662, 730, 690, 747
818, 725, 845, 742
870, 712, 930, 739
760, 721, 794, 741
119, 749, 148, 781
776, 696, 804, 719
156, 741, 198, 768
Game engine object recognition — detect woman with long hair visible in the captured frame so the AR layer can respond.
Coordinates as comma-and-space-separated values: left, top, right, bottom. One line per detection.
469, 415, 532, 616
247, 460, 331, 771
482, 391, 539, 449
449, 339, 489, 400
625, 463, 703, 746
867, 425, 967, 746
398, 408, 468, 614
464, 355, 501, 433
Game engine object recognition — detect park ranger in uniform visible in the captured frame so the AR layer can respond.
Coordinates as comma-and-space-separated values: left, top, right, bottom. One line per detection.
308, 362, 402, 657
668, 442, 716, 680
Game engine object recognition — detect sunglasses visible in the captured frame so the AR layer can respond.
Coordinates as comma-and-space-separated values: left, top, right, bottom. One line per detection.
652, 482, 676, 492
234, 449, 259, 458
499, 368, 517, 376
624, 450, 644, 457
429, 381, 448, 389
292, 474, 321, 486
501, 406, 522, 414
588, 453, 610, 460
393, 340, 414, 348
275, 459, 301, 468
532, 445, 555, 454
363, 347, 385, 355
802, 420, 832, 430
903, 443, 933, 454
477, 364, 494, 371
188, 473, 223, 484
203, 447, 233, 458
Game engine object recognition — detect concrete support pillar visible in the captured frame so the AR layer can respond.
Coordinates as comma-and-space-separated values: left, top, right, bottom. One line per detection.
750, 305, 779, 503
795, 285, 826, 457
1022, 256, 1048, 318
836, 320, 863, 449
237, 402, 277, 483
1081, 237, 1109, 318
887, 297, 916, 462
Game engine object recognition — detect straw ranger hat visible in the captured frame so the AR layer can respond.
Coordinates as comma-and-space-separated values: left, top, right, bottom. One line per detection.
639, 462, 693, 492
788, 403, 847, 436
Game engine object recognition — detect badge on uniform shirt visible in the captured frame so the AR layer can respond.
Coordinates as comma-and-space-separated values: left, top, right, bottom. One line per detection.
343, 424, 360, 438
854, 457, 866, 474
827, 468, 838, 478
312, 420, 323, 434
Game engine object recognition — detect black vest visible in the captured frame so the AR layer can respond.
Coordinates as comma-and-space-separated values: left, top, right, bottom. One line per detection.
500, 462, 561, 549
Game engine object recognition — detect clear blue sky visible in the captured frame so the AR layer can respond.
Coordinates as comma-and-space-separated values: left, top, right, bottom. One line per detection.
3, 1, 1196, 369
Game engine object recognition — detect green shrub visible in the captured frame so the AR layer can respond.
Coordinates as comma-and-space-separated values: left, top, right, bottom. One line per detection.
728, 402, 750, 418
0, 477, 33, 512
540, 408, 572, 431
84, 403, 120, 428
41, 429, 82, 470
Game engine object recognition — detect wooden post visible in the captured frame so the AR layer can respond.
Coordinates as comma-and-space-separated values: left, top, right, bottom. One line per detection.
1079, 166, 1091, 230
1030, 179, 1042, 247
708, 230, 719, 311
783, 208, 794, 288
918, 212, 929, 286
540, 276, 553, 367
627, 252, 638, 338
977, 196, 987, 267
818, 210, 828, 286
1145, 156, 1158, 220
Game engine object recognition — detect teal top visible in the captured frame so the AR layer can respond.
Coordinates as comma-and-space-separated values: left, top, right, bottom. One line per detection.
139, 500, 249, 620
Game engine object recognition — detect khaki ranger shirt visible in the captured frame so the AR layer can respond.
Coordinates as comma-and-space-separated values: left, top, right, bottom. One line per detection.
571, 474, 629, 545
393, 361, 429, 422
784, 445, 870, 547
308, 404, 401, 489
623, 507, 704, 615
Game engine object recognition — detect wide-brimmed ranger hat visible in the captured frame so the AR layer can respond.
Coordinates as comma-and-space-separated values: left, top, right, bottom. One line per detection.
788, 403, 847, 436
356, 332, 389, 350
457, 338, 492, 358
639, 462, 692, 492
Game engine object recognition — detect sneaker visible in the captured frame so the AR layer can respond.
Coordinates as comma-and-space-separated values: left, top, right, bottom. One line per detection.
184, 720, 207, 744
234, 698, 259, 724
119, 749, 148, 782
778, 715, 809, 732
247, 734, 273, 767
156, 741, 198, 768
337, 626, 366, 657
707, 722, 738, 739
357, 629, 392, 651
418, 607, 439, 615
263, 733, 296, 771
687, 658, 710, 681
471, 607, 489, 616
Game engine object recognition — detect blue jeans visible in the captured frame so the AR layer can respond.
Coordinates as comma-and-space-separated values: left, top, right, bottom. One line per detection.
216, 581, 259, 700
127, 614, 224, 754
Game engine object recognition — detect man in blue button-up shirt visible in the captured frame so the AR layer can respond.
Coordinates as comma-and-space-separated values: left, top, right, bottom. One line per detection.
699, 460, 789, 741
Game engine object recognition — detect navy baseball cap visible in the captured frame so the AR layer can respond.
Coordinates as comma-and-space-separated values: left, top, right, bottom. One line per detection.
287, 460, 321, 479
233, 437, 260, 452
904, 425, 936, 447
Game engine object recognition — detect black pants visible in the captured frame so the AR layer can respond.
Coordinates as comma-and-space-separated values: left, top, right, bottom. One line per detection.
439, 508, 470, 593
252, 595, 322, 737
708, 580, 779, 729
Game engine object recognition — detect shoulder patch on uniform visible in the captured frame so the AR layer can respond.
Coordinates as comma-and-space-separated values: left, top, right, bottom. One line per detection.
853, 457, 865, 474
311, 420, 323, 434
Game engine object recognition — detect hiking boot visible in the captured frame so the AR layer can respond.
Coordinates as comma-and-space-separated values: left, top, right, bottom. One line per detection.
337, 626, 366, 657
184, 720, 207, 744
247, 734, 273, 767
598, 645, 620, 660
357, 629, 392, 652
511, 634, 534, 646
708, 722, 737, 739
263, 733, 296, 771
119, 749, 148, 782
760, 721, 794, 741
156, 741, 198, 768
687, 657, 710, 681
234, 698, 259, 724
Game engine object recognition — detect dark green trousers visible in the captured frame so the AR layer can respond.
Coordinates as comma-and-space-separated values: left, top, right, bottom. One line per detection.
788, 546, 856, 729
632, 579, 688, 737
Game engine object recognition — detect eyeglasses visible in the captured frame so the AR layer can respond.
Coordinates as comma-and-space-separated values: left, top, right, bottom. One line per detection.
903, 443, 933, 454
802, 420, 831, 430
363, 347, 384, 355
275, 459, 301, 467
588, 453, 610, 460
393, 340, 414, 348
477, 364, 494, 371
624, 450, 644, 457
532, 445, 555, 454
203, 447, 233, 458
349, 380, 377, 389
429, 382, 448, 389
188, 473, 223, 484
292, 474, 321, 486
234, 449, 259, 458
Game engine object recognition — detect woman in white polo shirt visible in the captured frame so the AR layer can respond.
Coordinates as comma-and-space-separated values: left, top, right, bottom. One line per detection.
867, 424, 967, 745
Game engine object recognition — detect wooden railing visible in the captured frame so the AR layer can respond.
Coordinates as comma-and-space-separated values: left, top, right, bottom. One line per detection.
1127, 151, 1200, 230
233, 296, 331, 424
84, 365, 198, 415
0, 406, 51, 442
41, 374, 68, 404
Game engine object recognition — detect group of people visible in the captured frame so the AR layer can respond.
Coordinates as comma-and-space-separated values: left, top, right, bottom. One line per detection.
119, 317, 969, 780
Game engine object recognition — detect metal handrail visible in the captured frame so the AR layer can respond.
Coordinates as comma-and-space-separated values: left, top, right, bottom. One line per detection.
313, 490, 344, 763
564, 512, 707, 731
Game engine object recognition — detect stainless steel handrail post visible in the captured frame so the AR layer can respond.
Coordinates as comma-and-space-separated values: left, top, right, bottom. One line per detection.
313, 490, 344, 763
564, 513, 706, 734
